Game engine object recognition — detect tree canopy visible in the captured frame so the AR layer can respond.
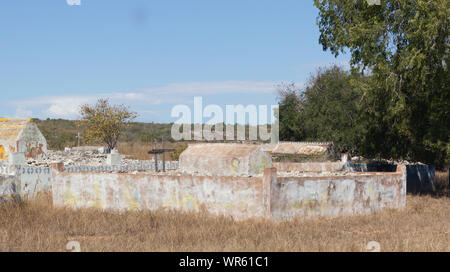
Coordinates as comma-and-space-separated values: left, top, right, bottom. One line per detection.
278, 66, 365, 154
278, 83, 305, 142
312, 0, 449, 166
79, 99, 138, 150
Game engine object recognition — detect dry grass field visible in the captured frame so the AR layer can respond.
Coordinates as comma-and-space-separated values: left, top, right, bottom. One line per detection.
0, 172, 448, 252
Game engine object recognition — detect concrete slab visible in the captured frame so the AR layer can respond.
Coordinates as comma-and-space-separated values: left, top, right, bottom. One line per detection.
179, 143, 272, 176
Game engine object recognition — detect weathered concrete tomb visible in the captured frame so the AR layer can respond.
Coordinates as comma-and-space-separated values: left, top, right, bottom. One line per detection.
268, 141, 334, 156
49, 143, 407, 221
0, 122, 411, 221
179, 143, 271, 176
0, 118, 47, 163
50, 161, 407, 220
265, 141, 339, 163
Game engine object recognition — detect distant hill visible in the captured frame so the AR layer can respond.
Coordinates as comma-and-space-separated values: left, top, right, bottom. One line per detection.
34, 119, 173, 150
34, 119, 271, 150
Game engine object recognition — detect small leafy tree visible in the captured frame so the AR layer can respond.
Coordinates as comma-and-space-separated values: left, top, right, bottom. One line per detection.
79, 99, 138, 150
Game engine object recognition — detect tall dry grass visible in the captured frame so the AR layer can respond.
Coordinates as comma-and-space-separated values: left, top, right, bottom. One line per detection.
0, 193, 448, 252
434, 171, 449, 197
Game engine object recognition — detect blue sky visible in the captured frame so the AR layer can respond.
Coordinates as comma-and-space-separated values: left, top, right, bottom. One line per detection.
0, 0, 349, 123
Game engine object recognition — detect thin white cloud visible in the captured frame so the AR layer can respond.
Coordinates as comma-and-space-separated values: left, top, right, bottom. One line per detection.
43, 97, 89, 119
145, 81, 278, 96
10, 81, 284, 120
14, 95, 96, 119
66, 0, 81, 6
14, 106, 33, 118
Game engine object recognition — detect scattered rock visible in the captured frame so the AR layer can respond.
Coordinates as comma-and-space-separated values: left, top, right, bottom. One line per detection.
24, 150, 158, 168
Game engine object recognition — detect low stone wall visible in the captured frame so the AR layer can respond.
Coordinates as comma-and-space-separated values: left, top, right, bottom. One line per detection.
63, 161, 179, 173
51, 163, 407, 221
0, 161, 179, 201
52, 164, 266, 220
273, 162, 344, 172
345, 163, 434, 193
270, 166, 406, 220
0, 166, 52, 201
0, 174, 18, 202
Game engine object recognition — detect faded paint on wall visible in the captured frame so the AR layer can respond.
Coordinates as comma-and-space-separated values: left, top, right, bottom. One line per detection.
51, 164, 407, 221
0, 118, 47, 162
270, 166, 406, 220
52, 170, 266, 220
345, 163, 435, 194
0, 166, 52, 200
16, 167, 52, 199
0, 174, 19, 202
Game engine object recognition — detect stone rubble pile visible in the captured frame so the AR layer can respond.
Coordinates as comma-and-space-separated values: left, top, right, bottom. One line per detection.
25, 150, 156, 167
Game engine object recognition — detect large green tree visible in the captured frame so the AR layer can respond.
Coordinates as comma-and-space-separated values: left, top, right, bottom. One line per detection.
278, 66, 365, 154
314, 0, 449, 166
302, 66, 366, 154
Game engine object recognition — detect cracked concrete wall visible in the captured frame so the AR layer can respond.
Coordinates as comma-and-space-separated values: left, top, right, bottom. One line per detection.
51, 164, 407, 221
0, 166, 52, 201
16, 167, 52, 199
52, 166, 266, 220
270, 165, 407, 220
0, 174, 18, 202
345, 163, 435, 193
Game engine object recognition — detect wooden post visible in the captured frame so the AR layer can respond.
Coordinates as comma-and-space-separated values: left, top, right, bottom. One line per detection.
154, 139, 158, 172
162, 136, 166, 172
148, 141, 175, 173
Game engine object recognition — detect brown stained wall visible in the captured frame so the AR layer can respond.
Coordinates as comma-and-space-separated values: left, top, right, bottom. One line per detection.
273, 162, 344, 172
0, 167, 52, 201
51, 164, 407, 221
0, 174, 17, 201
270, 166, 407, 220
51, 169, 266, 220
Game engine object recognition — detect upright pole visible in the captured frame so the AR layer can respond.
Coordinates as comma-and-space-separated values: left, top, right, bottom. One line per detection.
154, 139, 158, 172
77, 132, 81, 147
162, 136, 166, 172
